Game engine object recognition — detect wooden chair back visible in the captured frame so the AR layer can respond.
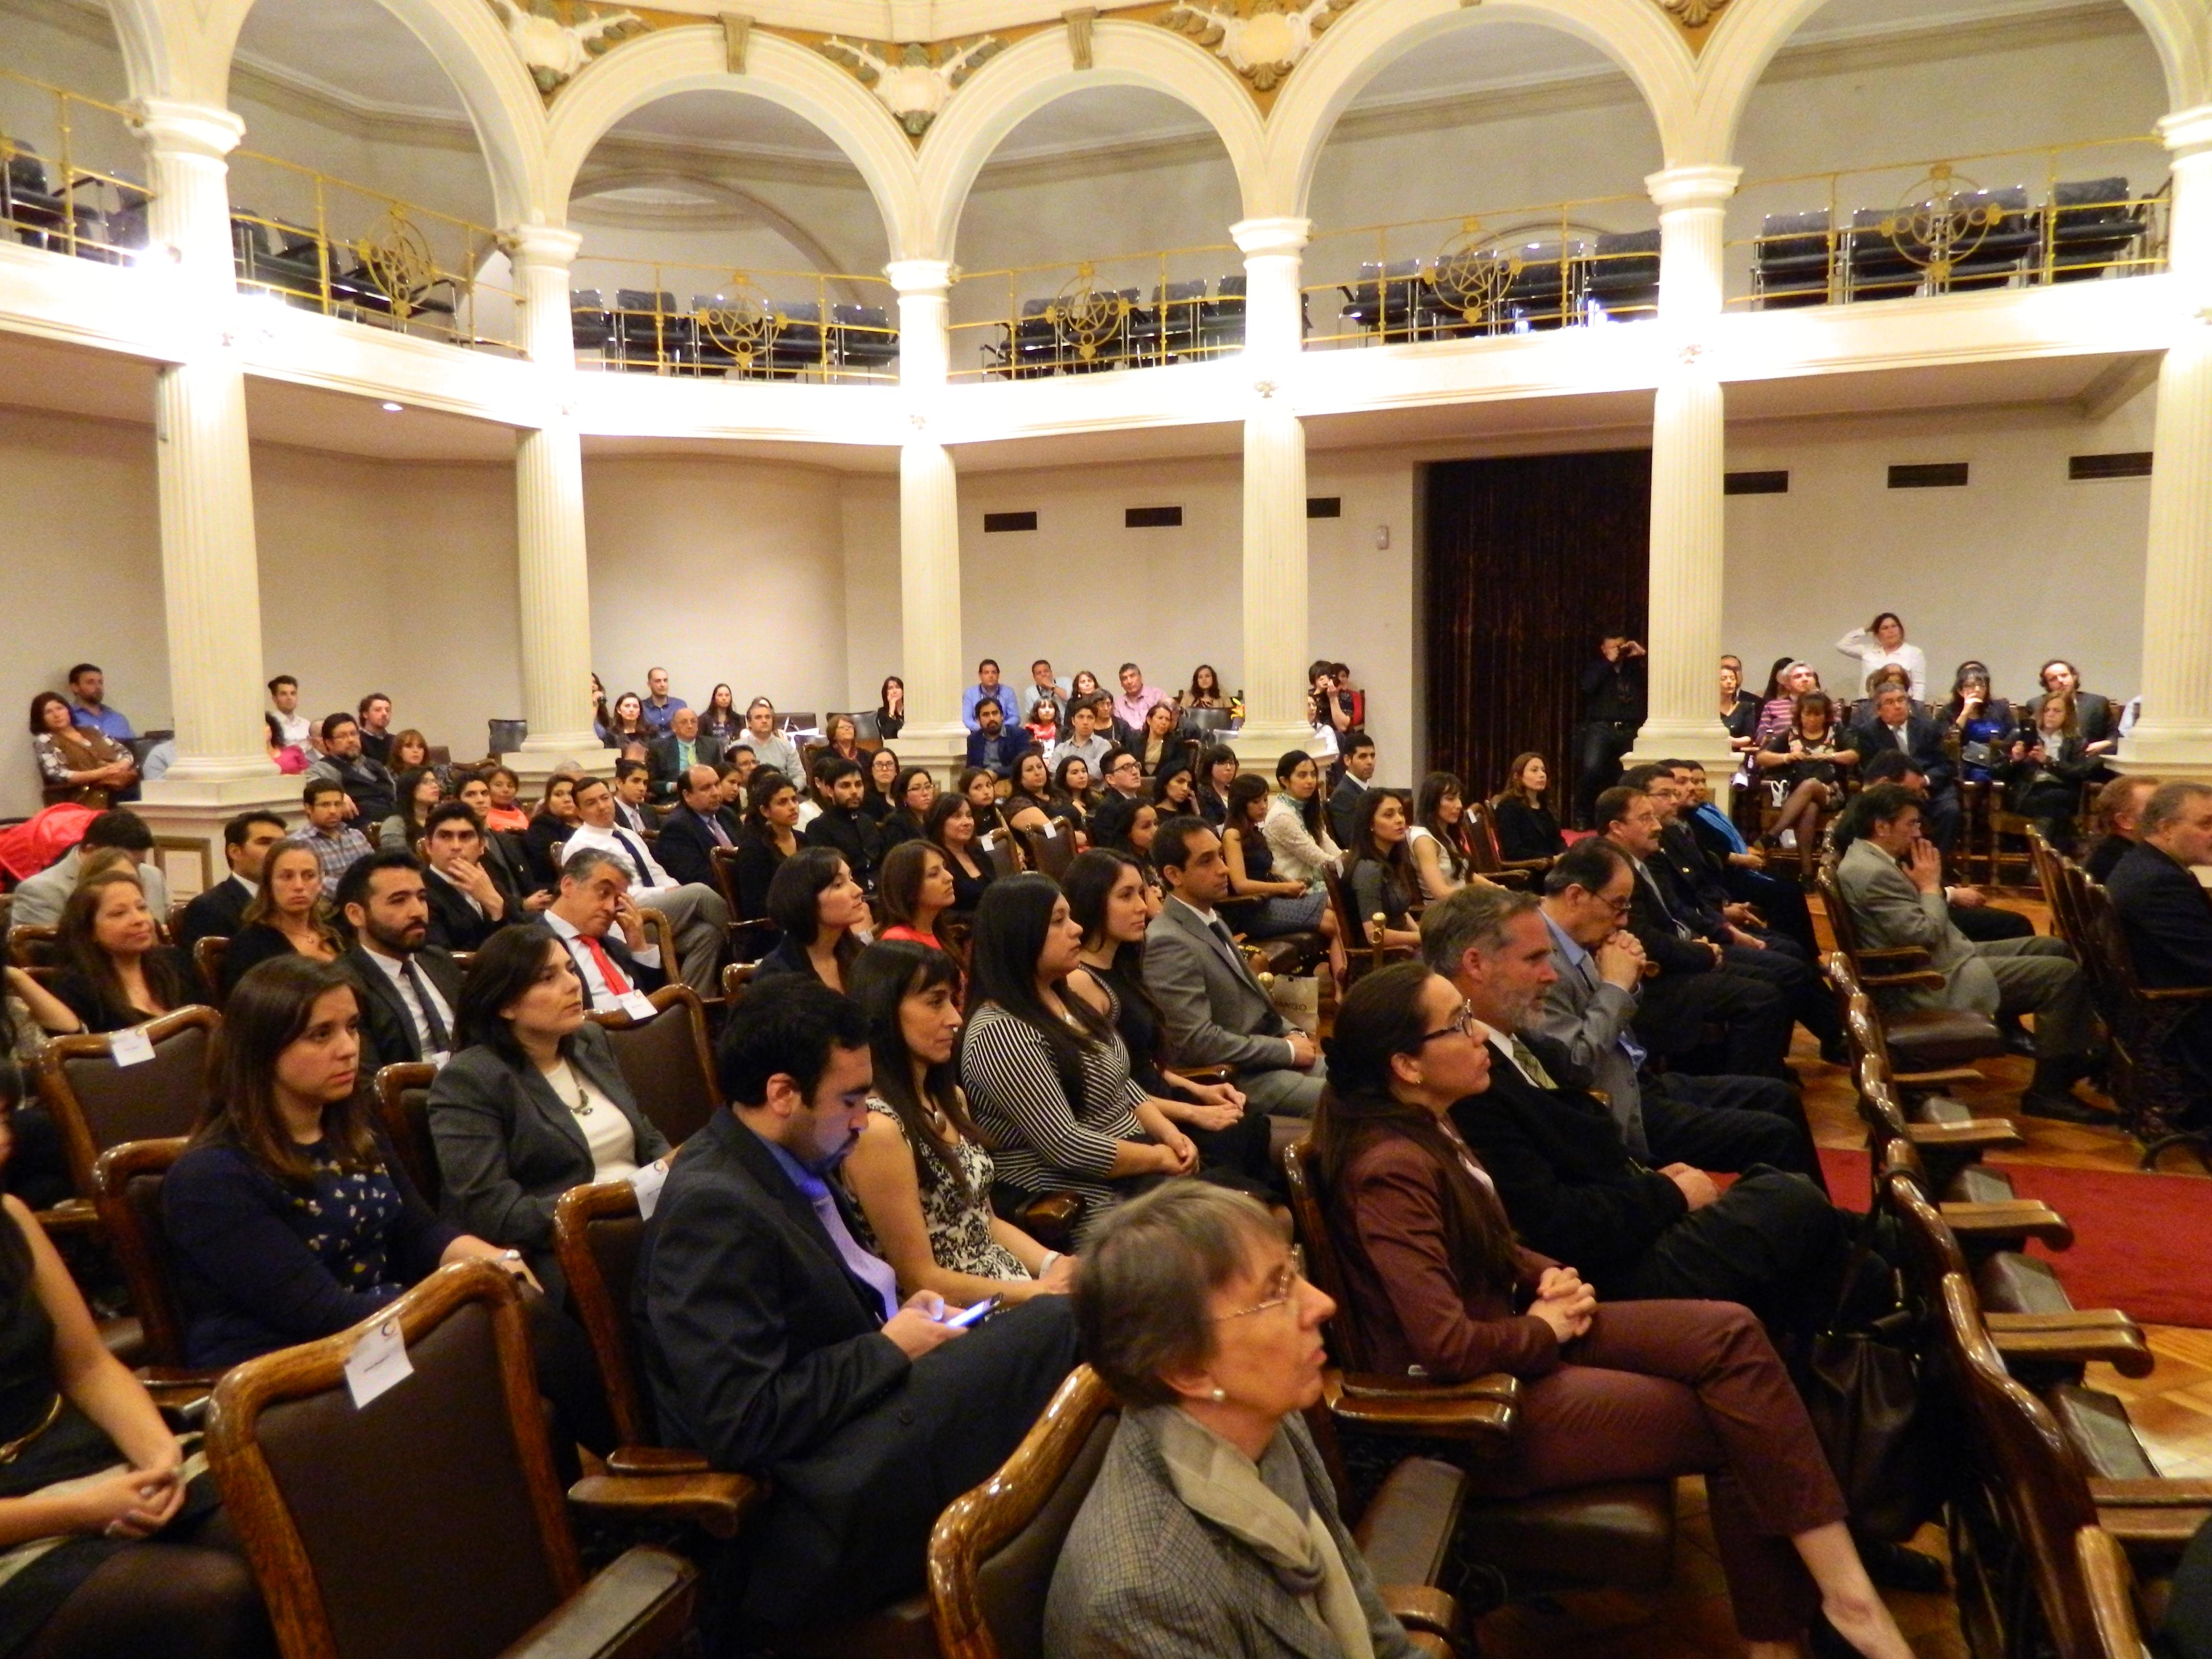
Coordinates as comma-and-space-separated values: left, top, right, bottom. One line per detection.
552, 1180, 655, 1448
192, 937, 229, 1007
90, 1136, 192, 1368
370, 1062, 441, 1207
1023, 827, 1075, 884
637, 906, 674, 967
720, 962, 756, 1002
36, 1007, 220, 1197
1281, 1136, 1366, 1371
927, 1367, 1121, 1659
6, 925, 59, 969
706, 844, 745, 918
1320, 861, 1402, 987
2073, 1526, 2151, 1659
1461, 802, 1541, 885
587, 985, 720, 1149
984, 836, 1019, 880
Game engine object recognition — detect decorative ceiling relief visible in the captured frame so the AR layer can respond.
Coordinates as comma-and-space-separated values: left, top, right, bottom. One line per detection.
815, 36, 1010, 137
1655, 0, 1734, 44
1155, 0, 1355, 93
487, 1, 656, 95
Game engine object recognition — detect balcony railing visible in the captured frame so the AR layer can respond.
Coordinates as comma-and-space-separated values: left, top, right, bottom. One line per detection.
0, 69, 152, 264
948, 245, 1246, 380
1726, 137, 2169, 310
567, 258, 900, 382
1302, 193, 1661, 347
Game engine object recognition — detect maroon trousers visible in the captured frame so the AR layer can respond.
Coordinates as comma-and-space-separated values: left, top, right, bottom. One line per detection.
1465, 1299, 1846, 1641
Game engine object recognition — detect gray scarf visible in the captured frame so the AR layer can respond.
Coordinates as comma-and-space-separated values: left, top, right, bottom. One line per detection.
1144, 1407, 1373, 1659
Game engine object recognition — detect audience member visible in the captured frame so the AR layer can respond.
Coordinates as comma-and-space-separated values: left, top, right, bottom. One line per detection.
1836, 785, 2100, 1121
997, 754, 1058, 841
1131, 701, 1189, 783
1147, 819, 1328, 1116
1097, 748, 1146, 805
1406, 772, 1474, 900
354, 693, 395, 767
861, 748, 902, 821
648, 708, 711, 802
30, 691, 135, 809
50, 869, 202, 1034
802, 756, 885, 891
307, 713, 396, 828
879, 765, 937, 853
1049, 698, 1114, 776
1940, 661, 2015, 786
561, 778, 729, 996
960, 660, 1009, 733
1312, 962, 1910, 1659
874, 841, 957, 954
1571, 633, 1646, 829
1070, 670, 1104, 705
177, 811, 287, 955
961, 876, 1201, 1239
336, 852, 462, 1073
964, 696, 1025, 778
737, 772, 803, 919
266, 673, 314, 760
876, 675, 907, 742
639, 667, 687, 736
1308, 662, 1356, 740
223, 841, 344, 993
1848, 754, 2033, 946
1721, 658, 1761, 754
1180, 663, 1227, 710
1491, 751, 1566, 863
1836, 611, 1926, 702
2109, 782, 2212, 1096
1219, 773, 1330, 943
8, 809, 171, 929
482, 765, 530, 835
1025, 696, 1060, 749
739, 699, 802, 781
1151, 758, 1199, 818
816, 714, 864, 771
1325, 730, 1376, 847
655, 764, 738, 890
387, 730, 442, 789
63, 664, 133, 743
924, 794, 995, 914
1341, 791, 1421, 953
1111, 663, 1169, 736
1046, 1182, 1427, 1659
1849, 685, 1957, 848
608, 758, 654, 834
633, 973, 1078, 1634
2001, 694, 2102, 852
1016, 660, 1066, 725
757, 848, 868, 990
288, 779, 374, 900
419, 800, 522, 952
1261, 751, 1342, 889
430, 924, 670, 1301
599, 692, 651, 751
2030, 660, 2118, 753
544, 849, 666, 1011
1088, 793, 1160, 884
377, 767, 442, 854
841, 942, 1071, 1303
1665, 760, 1818, 954
699, 683, 744, 750
1194, 744, 1239, 828
2087, 774, 2161, 884
1754, 691, 1857, 853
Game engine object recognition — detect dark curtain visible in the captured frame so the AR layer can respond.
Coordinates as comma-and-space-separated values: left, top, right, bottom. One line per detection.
1422, 449, 1652, 807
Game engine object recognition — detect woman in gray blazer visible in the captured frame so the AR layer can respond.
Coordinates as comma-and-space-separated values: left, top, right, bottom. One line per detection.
428, 923, 672, 1303
1044, 1182, 1421, 1659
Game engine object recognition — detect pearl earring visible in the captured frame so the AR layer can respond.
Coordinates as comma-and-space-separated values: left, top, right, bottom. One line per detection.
1210, 1388, 1227, 1402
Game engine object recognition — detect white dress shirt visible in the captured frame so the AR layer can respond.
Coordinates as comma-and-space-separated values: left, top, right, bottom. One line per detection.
545, 909, 661, 1003
361, 944, 455, 1064
564, 821, 677, 890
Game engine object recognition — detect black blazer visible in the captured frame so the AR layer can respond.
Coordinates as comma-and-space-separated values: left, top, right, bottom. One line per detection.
340, 944, 465, 1074
51, 948, 206, 1035
1847, 713, 1954, 792
176, 876, 251, 956
2108, 842, 2212, 1085
422, 865, 517, 953
221, 924, 316, 996
1326, 775, 1367, 849
735, 831, 793, 920
656, 803, 734, 891
427, 1022, 671, 1301
523, 812, 575, 888
1449, 1032, 1688, 1292
2029, 690, 2116, 747
803, 807, 882, 889
1492, 798, 1565, 862
648, 735, 712, 801
1623, 854, 1719, 978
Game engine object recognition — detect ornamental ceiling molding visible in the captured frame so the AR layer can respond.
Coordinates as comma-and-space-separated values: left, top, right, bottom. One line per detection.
1654, 0, 1733, 50
1149, 0, 1356, 95
812, 33, 1014, 136
486, 1, 663, 95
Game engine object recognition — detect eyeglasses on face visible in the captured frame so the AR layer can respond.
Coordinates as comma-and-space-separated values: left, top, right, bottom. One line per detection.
1416, 1001, 1482, 1045
1213, 1260, 1304, 1322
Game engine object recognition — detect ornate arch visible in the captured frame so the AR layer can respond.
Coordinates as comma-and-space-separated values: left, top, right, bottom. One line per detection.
917, 19, 1271, 261
544, 25, 923, 260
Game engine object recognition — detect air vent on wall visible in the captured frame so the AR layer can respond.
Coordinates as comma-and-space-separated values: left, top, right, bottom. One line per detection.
1125, 505, 1183, 528
1306, 496, 1343, 518
1724, 470, 1789, 496
1888, 462, 1970, 490
2070, 452, 2153, 481
983, 511, 1037, 533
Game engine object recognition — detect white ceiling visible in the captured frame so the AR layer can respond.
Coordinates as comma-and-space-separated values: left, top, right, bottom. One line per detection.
231, 0, 467, 119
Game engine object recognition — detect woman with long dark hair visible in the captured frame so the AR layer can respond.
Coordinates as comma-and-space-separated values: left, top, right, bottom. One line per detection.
874, 841, 958, 955
1179, 664, 1225, 710
1193, 743, 1239, 828
1490, 752, 1564, 863
1941, 661, 2014, 785
50, 869, 200, 1035
861, 747, 902, 821
754, 847, 868, 990
1313, 963, 1912, 1659
840, 942, 1073, 1305
1260, 751, 1340, 888
1341, 790, 1420, 952
377, 766, 443, 853
1150, 758, 1198, 818
1754, 691, 1859, 852
1410, 771, 1477, 900
1219, 773, 1330, 944
926, 794, 996, 914
1049, 756, 1098, 836
958, 877, 1197, 1240
601, 692, 651, 753
876, 675, 906, 743
220, 841, 342, 995
878, 766, 937, 854
736, 769, 801, 920
523, 774, 582, 888
1007, 749, 1059, 833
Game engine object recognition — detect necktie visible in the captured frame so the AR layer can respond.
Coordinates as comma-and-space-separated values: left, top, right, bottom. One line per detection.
789, 1165, 899, 1321
1508, 1036, 1559, 1091
708, 814, 732, 848
1206, 915, 1262, 991
614, 830, 657, 889
399, 958, 452, 1053
580, 935, 631, 999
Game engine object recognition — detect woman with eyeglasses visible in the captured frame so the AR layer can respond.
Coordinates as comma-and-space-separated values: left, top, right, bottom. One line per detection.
1313, 963, 1911, 1659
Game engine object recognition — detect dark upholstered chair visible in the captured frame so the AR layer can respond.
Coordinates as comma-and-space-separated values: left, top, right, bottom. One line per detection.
587, 984, 720, 1148
205, 1261, 700, 1659
371, 1061, 441, 1207
36, 1007, 219, 1198
88, 1135, 224, 1405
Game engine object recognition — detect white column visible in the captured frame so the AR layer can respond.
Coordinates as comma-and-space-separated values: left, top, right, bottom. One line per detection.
2122, 107, 2212, 774
888, 258, 968, 781
508, 226, 600, 764
1631, 165, 1741, 782
135, 101, 268, 785
1230, 216, 1315, 757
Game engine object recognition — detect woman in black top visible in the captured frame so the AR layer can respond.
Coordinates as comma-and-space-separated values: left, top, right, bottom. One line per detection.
51, 869, 202, 1034
959, 768, 1022, 863
523, 774, 582, 888
1193, 744, 1239, 828
1150, 759, 1199, 819
1341, 790, 1421, 953
879, 767, 937, 853
861, 747, 901, 821
1491, 751, 1566, 862
221, 841, 344, 995
736, 770, 802, 920
1007, 750, 1058, 831
599, 693, 651, 754
1720, 661, 1762, 755
1755, 692, 1860, 852
754, 848, 868, 991
1133, 701, 1189, 780
698, 683, 744, 751
926, 794, 996, 914
1050, 756, 1098, 836
1087, 795, 1162, 903
1061, 852, 1274, 1189
876, 675, 906, 743
0, 1056, 269, 1659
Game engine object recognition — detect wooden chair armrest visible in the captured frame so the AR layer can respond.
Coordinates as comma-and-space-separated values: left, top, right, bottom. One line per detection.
604, 1446, 711, 1476
499, 1544, 698, 1659
1321, 1371, 1517, 1445
1177, 1066, 1237, 1088
1860, 970, 1949, 990
1405, 1632, 1454, 1659
2139, 985, 2212, 1003
1939, 1199, 2074, 1249
1986, 1310, 2137, 1334
1906, 1120, 2024, 1151
1339, 1371, 1520, 1406
1993, 1326, 2154, 1378
34, 1199, 99, 1236
567, 1471, 761, 1542
1496, 857, 1553, 874
1013, 1192, 1082, 1253
2089, 1479, 2212, 1507
1378, 1584, 1460, 1642
1856, 947, 1936, 967
2092, 1491, 2212, 1554
1895, 1068, 1993, 1089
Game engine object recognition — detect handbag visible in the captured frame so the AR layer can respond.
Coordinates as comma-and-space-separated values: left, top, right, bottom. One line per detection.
1960, 739, 1996, 770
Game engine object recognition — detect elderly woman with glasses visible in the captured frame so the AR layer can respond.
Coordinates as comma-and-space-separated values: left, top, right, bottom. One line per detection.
1045, 1181, 1425, 1659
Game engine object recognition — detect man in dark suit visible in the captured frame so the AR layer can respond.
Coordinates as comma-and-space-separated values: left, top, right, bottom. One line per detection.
2108, 782, 2212, 1094
657, 764, 740, 891
634, 975, 1078, 1639
419, 799, 524, 953
1423, 881, 1841, 1331
611, 759, 657, 832
648, 708, 711, 803
962, 697, 1025, 779
177, 810, 287, 955
1325, 730, 1375, 847
1849, 686, 1959, 849
336, 850, 465, 1073
2033, 660, 2119, 753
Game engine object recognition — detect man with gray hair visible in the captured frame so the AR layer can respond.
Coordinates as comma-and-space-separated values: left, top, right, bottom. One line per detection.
2108, 780, 2212, 1095
1418, 881, 1843, 1333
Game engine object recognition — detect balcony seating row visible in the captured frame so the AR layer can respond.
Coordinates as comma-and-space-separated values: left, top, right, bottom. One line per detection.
572, 287, 900, 378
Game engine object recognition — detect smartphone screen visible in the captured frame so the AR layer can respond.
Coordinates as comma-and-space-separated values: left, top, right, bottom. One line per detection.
943, 1295, 1000, 1329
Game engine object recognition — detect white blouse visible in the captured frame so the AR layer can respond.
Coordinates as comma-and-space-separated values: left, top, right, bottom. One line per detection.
1836, 629, 1928, 702
543, 1059, 641, 1183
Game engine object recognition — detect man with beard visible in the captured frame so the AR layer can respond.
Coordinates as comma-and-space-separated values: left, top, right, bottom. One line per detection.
338, 850, 464, 1072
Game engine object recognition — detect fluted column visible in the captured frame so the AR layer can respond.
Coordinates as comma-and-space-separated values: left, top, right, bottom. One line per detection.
888, 259, 967, 780
1230, 216, 1315, 757
508, 225, 599, 760
2122, 107, 2212, 773
136, 100, 269, 784
1631, 165, 1741, 781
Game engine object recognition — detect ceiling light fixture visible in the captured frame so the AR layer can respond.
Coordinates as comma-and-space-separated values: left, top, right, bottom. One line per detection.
380, 401, 403, 413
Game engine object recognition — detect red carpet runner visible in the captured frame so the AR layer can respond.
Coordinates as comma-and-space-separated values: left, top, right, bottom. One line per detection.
1818, 1146, 2212, 1329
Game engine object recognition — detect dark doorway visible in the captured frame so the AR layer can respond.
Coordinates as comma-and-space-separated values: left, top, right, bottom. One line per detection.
1422, 449, 1651, 809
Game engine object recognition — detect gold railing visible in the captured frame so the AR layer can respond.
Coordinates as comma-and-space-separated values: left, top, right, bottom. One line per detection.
567, 257, 900, 381
226, 149, 518, 352
0, 68, 153, 263
948, 243, 1245, 380
1302, 192, 1659, 347
1725, 136, 2170, 310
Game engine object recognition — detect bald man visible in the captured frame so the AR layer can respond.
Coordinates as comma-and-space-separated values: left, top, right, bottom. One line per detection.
655, 762, 738, 890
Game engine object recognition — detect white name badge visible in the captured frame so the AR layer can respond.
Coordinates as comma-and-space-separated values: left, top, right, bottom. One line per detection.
618, 991, 658, 1022
631, 1159, 670, 1220
344, 1316, 414, 1410
109, 1028, 156, 1068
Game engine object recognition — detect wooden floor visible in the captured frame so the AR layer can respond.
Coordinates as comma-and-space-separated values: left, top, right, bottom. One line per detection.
1471, 892, 2212, 1658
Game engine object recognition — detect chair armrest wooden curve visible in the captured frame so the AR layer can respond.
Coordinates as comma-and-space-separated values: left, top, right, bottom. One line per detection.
1939, 1200, 2073, 1249
1860, 970, 1949, 990
1905, 1120, 2024, 1151
498, 1543, 698, 1659
566, 1472, 760, 1542
1378, 1584, 1460, 1643
1991, 1326, 2154, 1378
1321, 1372, 1517, 1444
1338, 1372, 1520, 1406
603, 1446, 713, 1476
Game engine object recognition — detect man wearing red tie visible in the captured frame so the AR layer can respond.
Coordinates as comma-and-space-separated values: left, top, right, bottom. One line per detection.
543, 849, 668, 1010
562, 776, 730, 995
